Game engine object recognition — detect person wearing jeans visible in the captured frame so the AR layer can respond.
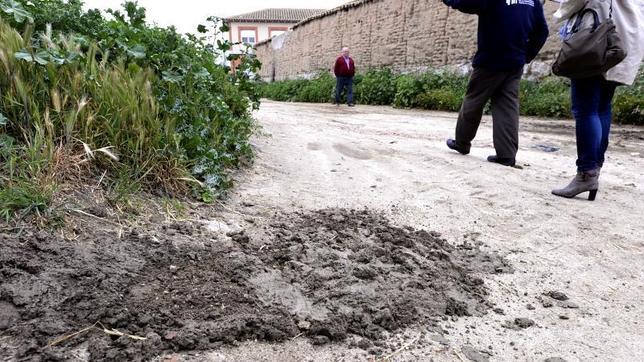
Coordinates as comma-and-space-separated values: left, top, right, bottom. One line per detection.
335, 77, 354, 106
443, 0, 550, 167
552, 0, 643, 201
333, 47, 356, 106
571, 78, 617, 172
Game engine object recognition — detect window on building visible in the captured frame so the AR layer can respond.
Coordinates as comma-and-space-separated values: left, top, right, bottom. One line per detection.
240, 30, 256, 45
270, 30, 286, 38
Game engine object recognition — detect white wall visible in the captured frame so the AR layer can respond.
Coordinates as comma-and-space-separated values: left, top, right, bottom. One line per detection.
229, 22, 292, 53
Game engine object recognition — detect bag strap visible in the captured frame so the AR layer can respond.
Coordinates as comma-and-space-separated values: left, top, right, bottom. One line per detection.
571, 8, 600, 33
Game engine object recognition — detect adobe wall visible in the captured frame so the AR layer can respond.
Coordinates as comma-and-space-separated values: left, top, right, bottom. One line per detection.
256, 0, 562, 81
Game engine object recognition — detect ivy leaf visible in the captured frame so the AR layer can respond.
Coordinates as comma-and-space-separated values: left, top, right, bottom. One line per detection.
197, 24, 207, 33
14, 49, 33, 62
194, 67, 210, 79
33, 50, 49, 65
126, 45, 146, 59
66, 51, 81, 63
0, 113, 8, 126
15, 49, 49, 65
49, 53, 66, 65
0, 0, 34, 24
162, 71, 183, 83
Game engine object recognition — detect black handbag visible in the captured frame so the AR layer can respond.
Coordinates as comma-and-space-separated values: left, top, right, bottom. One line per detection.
552, 1, 627, 79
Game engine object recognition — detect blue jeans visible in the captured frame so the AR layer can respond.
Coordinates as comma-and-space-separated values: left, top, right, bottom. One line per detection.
335, 76, 354, 104
571, 77, 618, 172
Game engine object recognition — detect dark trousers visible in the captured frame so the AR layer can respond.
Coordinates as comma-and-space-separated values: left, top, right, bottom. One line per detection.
571, 77, 617, 172
455, 67, 523, 159
335, 76, 354, 104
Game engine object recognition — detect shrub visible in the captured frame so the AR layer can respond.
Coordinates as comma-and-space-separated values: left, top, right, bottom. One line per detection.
261, 67, 642, 125
416, 89, 463, 112
521, 91, 571, 118
418, 71, 468, 93
614, 71, 643, 125
295, 73, 335, 103
520, 77, 571, 118
261, 79, 307, 101
393, 74, 421, 108
356, 68, 396, 105
410, 71, 467, 112
613, 93, 643, 125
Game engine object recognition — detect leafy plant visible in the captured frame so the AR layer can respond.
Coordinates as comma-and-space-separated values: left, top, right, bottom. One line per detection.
0, 1, 262, 221
356, 68, 396, 105
262, 66, 642, 125
614, 70, 643, 125
296, 73, 335, 103
393, 74, 421, 108
416, 89, 463, 112
520, 77, 571, 118
613, 93, 643, 125
0, 0, 33, 24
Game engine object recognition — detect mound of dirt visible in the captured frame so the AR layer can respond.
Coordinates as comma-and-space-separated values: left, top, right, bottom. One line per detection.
248, 209, 511, 341
0, 208, 511, 361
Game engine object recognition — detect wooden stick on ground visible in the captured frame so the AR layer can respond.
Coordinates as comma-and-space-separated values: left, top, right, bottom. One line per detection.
47, 322, 98, 348
68, 209, 122, 227
47, 321, 147, 348
382, 334, 421, 361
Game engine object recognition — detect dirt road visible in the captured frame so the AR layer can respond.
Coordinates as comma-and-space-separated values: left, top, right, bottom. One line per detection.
2, 101, 643, 362
211, 101, 644, 361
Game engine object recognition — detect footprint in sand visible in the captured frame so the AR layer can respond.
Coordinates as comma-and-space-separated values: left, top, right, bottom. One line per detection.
332, 143, 372, 160
307, 142, 323, 151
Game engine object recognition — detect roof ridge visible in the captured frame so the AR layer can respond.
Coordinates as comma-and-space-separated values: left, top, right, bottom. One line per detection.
225, 8, 327, 23
255, 1, 380, 47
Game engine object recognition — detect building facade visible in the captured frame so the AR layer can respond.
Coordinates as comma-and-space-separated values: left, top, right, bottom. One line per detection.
225, 8, 325, 55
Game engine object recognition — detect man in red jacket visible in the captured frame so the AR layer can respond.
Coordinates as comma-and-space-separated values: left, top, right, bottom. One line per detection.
333, 47, 356, 106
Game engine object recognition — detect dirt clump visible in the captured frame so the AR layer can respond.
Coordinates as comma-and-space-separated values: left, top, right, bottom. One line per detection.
462, 345, 491, 362
0, 208, 510, 360
545, 291, 569, 301
502, 318, 536, 330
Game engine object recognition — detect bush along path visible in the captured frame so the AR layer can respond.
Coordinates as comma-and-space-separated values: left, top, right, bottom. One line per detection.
260, 68, 643, 125
0, 0, 261, 221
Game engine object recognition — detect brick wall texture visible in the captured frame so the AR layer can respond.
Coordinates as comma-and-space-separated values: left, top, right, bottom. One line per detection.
255, 0, 563, 81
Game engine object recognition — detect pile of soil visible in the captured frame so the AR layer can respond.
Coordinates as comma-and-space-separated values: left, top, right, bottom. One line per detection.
0, 208, 511, 361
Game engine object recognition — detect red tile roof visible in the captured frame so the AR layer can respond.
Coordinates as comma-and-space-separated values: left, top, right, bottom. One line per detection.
225, 8, 326, 24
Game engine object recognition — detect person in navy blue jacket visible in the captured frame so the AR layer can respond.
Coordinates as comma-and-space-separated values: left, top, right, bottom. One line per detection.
445, 0, 550, 167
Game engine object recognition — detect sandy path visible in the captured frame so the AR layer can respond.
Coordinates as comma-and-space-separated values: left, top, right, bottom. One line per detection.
185, 101, 644, 361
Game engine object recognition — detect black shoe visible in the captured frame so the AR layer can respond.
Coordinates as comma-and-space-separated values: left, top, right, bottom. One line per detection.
487, 155, 516, 167
446, 139, 469, 155
348, 103, 355, 107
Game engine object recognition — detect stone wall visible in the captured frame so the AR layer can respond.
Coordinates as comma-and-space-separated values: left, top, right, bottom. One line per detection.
255, 0, 562, 81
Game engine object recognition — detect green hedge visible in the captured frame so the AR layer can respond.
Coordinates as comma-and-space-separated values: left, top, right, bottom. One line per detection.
357, 69, 397, 105
614, 73, 644, 125
261, 69, 644, 125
